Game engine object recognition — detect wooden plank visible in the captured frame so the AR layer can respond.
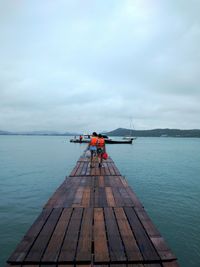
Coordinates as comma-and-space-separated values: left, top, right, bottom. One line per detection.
72, 187, 84, 207
119, 176, 128, 187
59, 208, 83, 262
105, 187, 116, 207
89, 179, 95, 207
65, 176, 79, 187
94, 187, 99, 207
44, 181, 66, 208
112, 187, 124, 206
118, 187, 133, 206
76, 208, 93, 261
87, 176, 94, 186
81, 187, 91, 207
70, 162, 81, 176
127, 264, 145, 267
104, 162, 111, 175
111, 162, 121, 175
98, 175, 105, 187
107, 163, 115, 176
63, 183, 80, 207
104, 176, 110, 187
125, 187, 143, 208
98, 187, 107, 207
79, 176, 86, 186
93, 208, 110, 263
95, 165, 101, 176
81, 162, 88, 176
94, 176, 99, 188
108, 176, 117, 187
42, 208, 72, 262
25, 208, 63, 262
99, 166, 106, 176
78, 156, 90, 162
143, 264, 162, 267
8, 209, 52, 263
90, 164, 96, 176
114, 176, 124, 187
124, 207, 160, 261
150, 237, 176, 261
76, 162, 85, 176
104, 207, 126, 262
114, 207, 142, 261
86, 162, 91, 176
135, 209, 161, 237
162, 262, 180, 267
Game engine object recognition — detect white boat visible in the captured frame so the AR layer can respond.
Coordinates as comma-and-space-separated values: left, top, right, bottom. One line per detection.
123, 136, 136, 141
70, 134, 133, 144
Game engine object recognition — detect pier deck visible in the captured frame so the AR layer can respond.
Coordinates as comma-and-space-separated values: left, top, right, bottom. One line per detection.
7, 155, 179, 267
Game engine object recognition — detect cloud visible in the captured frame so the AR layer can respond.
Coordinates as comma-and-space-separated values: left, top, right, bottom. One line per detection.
0, 0, 200, 131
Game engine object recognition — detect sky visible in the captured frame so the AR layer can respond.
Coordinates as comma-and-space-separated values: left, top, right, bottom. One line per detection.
0, 0, 200, 132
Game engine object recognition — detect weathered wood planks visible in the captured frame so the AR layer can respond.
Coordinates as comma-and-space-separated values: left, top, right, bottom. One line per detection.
7, 156, 179, 267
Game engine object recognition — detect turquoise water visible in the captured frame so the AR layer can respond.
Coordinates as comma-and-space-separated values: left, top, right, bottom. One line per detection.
0, 136, 200, 266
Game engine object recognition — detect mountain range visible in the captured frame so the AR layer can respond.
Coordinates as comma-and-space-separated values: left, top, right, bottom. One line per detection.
1, 128, 200, 137
0, 130, 79, 136
105, 128, 200, 137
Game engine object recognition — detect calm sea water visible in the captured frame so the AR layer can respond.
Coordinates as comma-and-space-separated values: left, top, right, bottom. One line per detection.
0, 135, 200, 266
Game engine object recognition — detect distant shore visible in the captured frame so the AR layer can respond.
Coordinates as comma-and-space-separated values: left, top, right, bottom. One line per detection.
1, 128, 200, 138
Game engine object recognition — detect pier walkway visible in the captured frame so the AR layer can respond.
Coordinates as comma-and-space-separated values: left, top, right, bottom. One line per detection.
7, 155, 179, 267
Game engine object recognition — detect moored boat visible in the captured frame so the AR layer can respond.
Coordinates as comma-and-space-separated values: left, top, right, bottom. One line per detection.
70, 134, 133, 144
106, 139, 132, 144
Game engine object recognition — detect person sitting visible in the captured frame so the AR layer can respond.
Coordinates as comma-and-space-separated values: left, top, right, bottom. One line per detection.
97, 134, 106, 167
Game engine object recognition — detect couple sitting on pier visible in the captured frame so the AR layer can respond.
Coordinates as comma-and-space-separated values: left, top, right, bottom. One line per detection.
87, 132, 107, 168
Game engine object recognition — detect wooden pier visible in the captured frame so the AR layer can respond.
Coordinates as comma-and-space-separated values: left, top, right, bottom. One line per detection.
7, 155, 179, 267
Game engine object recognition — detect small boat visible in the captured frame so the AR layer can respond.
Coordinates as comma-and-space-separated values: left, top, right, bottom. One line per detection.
105, 139, 132, 144
70, 134, 90, 143
122, 136, 137, 141
70, 134, 132, 144
70, 139, 89, 143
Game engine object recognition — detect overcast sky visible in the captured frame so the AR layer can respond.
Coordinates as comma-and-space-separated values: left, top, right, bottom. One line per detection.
0, 0, 200, 132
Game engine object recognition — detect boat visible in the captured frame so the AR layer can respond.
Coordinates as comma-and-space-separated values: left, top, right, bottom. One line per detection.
123, 136, 136, 141
70, 134, 90, 143
70, 134, 132, 144
106, 139, 132, 144
70, 139, 89, 143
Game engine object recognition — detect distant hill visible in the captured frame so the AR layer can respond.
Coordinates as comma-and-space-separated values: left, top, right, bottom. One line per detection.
0, 130, 79, 136
105, 128, 200, 137
1, 128, 200, 137
0, 130, 11, 135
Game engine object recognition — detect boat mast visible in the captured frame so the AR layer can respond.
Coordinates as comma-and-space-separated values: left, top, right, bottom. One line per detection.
129, 117, 134, 137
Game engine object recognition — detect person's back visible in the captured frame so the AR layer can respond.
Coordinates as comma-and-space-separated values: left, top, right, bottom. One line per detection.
90, 135, 98, 147
97, 136, 105, 148
88, 132, 98, 167
97, 134, 106, 167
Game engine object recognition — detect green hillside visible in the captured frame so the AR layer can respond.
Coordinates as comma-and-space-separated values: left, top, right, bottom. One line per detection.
105, 128, 200, 137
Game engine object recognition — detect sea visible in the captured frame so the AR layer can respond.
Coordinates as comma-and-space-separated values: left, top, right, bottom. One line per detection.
0, 135, 200, 267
